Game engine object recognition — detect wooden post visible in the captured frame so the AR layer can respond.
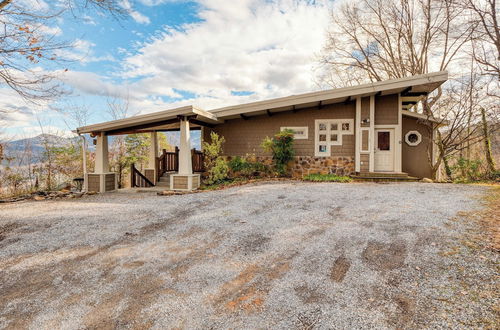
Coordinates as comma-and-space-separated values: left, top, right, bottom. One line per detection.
130, 164, 135, 188
175, 146, 179, 172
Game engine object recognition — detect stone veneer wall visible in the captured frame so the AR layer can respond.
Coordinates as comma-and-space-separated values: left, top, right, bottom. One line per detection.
290, 156, 355, 178
227, 156, 355, 179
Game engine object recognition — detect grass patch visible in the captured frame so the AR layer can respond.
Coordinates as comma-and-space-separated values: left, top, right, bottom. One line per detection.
303, 173, 352, 183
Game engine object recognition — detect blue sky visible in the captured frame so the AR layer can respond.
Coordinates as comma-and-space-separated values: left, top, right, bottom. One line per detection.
1, 0, 334, 139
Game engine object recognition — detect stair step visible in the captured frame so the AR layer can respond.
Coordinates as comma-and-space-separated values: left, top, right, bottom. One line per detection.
159, 177, 170, 182
156, 182, 170, 187
351, 175, 419, 182
359, 172, 409, 178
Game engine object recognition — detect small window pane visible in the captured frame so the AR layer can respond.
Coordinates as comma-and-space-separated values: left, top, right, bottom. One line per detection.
407, 133, 419, 143
378, 132, 390, 150
318, 145, 327, 153
319, 123, 327, 130
342, 123, 350, 131
330, 123, 338, 130
330, 134, 338, 142
319, 134, 327, 142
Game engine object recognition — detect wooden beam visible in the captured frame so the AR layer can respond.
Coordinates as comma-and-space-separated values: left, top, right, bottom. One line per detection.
292, 105, 297, 113
189, 118, 215, 128
318, 100, 323, 109
402, 101, 418, 105
403, 92, 428, 97
240, 114, 249, 120
374, 91, 382, 97
157, 127, 202, 132
105, 118, 180, 136
266, 109, 273, 117
344, 96, 351, 104
400, 86, 412, 96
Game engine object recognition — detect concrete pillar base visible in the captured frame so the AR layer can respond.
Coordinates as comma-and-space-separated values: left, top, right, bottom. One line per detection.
170, 174, 200, 191
85, 173, 117, 193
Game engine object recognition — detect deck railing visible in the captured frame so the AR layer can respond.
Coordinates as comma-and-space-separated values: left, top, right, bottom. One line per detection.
156, 147, 179, 181
192, 148, 204, 172
130, 163, 155, 188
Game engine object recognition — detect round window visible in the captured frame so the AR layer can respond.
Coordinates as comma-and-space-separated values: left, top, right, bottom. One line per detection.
405, 130, 422, 146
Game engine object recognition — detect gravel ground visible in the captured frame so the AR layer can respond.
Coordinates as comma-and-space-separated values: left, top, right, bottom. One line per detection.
0, 182, 497, 329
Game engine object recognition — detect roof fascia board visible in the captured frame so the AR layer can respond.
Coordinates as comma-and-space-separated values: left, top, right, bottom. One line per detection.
213, 71, 448, 118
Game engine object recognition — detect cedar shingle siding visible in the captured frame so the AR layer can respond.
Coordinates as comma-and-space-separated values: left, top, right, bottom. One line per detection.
207, 102, 356, 158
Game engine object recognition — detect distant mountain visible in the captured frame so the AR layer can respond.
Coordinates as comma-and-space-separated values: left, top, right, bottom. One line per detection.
4, 134, 74, 155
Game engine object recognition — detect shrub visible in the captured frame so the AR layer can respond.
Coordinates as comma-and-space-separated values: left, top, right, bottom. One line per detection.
451, 158, 483, 182
303, 173, 352, 183
261, 129, 295, 176
202, 132, 229, 185
228, 155, 268, 177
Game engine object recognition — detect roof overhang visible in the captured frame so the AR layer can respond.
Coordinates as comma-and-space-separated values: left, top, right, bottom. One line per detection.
76, 105, 220, 135
75, 71, 448, 135
211, 71, 448, 119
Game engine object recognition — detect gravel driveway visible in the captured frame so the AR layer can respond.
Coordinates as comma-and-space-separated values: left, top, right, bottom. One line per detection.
0, 182, 497, 329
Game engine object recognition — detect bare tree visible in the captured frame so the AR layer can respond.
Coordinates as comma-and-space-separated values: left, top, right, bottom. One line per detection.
0, 0, 126, 104
465, 0, 500, 79
317, 0, 498, 179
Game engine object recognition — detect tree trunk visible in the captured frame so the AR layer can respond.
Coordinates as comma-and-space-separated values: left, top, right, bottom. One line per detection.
481, 108, 496, 175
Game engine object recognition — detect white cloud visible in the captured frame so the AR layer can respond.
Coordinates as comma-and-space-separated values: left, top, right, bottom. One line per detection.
121, 0, 151, 25
122, 0, 333, 110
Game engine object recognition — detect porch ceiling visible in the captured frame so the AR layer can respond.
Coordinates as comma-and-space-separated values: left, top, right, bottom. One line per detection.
76, 106, 220, 136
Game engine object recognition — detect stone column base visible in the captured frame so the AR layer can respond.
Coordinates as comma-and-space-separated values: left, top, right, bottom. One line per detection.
85, 172, 117, 193
170, 174, 200, 191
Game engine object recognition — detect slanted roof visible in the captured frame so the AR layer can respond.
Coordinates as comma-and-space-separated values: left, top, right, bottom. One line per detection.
211, 71, 448, 119
75, 71, 448, 135
76, 106, 219, 135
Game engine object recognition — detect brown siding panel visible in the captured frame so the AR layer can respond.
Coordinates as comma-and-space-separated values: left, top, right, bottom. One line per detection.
360, 154, 369, 172
87, 174, 100, 192
375, 94, 399, 125
402, 117, 433, 178
211, 103, 356, 158
105, 173, 116, 192
361, 130, 369, 151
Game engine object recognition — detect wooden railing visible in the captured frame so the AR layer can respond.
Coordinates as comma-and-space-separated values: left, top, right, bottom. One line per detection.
156, 147, 179, 181
130, 163, 155, 188
192, 148, 204, 172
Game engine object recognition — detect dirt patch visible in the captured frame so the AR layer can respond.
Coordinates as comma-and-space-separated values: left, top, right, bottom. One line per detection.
362, 241, 407, 271
212, 252, 297, 313
330, 256, 351, 282
0, 222, 22, 241
237, 233, 271, 254
294, 285, 328, 304
475, 185, 500, 251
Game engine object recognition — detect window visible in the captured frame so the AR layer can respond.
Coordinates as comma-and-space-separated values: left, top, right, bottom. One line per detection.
315, 119, 354, 156
377, 131, 391, 150
405, 130, 422, 146
281, 127, 308, 139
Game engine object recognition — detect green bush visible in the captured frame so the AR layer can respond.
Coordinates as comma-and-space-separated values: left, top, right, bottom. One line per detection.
261, 129, 295, 176
228, 155, 268, 177
451, 158, 483, 182
202, 132, 229, 185
303, 173, 352, 183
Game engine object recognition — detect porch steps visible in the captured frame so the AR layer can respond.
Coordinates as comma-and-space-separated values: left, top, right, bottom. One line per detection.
351, 172, 419, 182
155, 172, 173, 188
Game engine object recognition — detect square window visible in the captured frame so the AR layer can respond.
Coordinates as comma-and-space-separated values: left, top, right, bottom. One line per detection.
331, 123, 338, 131
318, 145, 327, 153
342, 123, 350, 131
319, 123, 327, 130
330, 134, 338, 142
319, 134, 327, 142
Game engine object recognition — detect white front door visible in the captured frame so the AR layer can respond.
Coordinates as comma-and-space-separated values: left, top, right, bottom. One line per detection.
374, 129, 395, 172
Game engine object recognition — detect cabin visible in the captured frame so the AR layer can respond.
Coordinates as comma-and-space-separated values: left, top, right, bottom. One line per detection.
75, 71, 447, 192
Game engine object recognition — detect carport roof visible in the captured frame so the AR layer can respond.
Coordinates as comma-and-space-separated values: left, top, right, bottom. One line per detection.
76, 71, 448, 135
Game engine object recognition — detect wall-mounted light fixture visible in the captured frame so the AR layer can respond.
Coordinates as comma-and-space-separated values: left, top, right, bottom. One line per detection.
361, 118, 370, 124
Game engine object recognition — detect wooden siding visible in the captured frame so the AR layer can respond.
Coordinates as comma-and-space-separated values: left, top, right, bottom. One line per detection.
206, 102, 356, 157
87, 174, 100, 192
192, 176, 200, 188
360, 154, 370, 172
105, 173, 116, 192
402, 117, 433, 178
361, 130, 369, 151
361, 97, 370, 127
173, 176, 188, 190
375, 94, 398, 125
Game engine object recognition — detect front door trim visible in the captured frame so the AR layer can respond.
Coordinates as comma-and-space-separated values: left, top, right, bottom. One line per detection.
374, 127, 396, 172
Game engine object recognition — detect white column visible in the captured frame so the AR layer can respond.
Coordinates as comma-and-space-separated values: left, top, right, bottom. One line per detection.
94, 132, 109, 174
395, 93, 403, 172
178, 118, 193, 175
355, 97, 361, 173
149, 131, 158, 168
